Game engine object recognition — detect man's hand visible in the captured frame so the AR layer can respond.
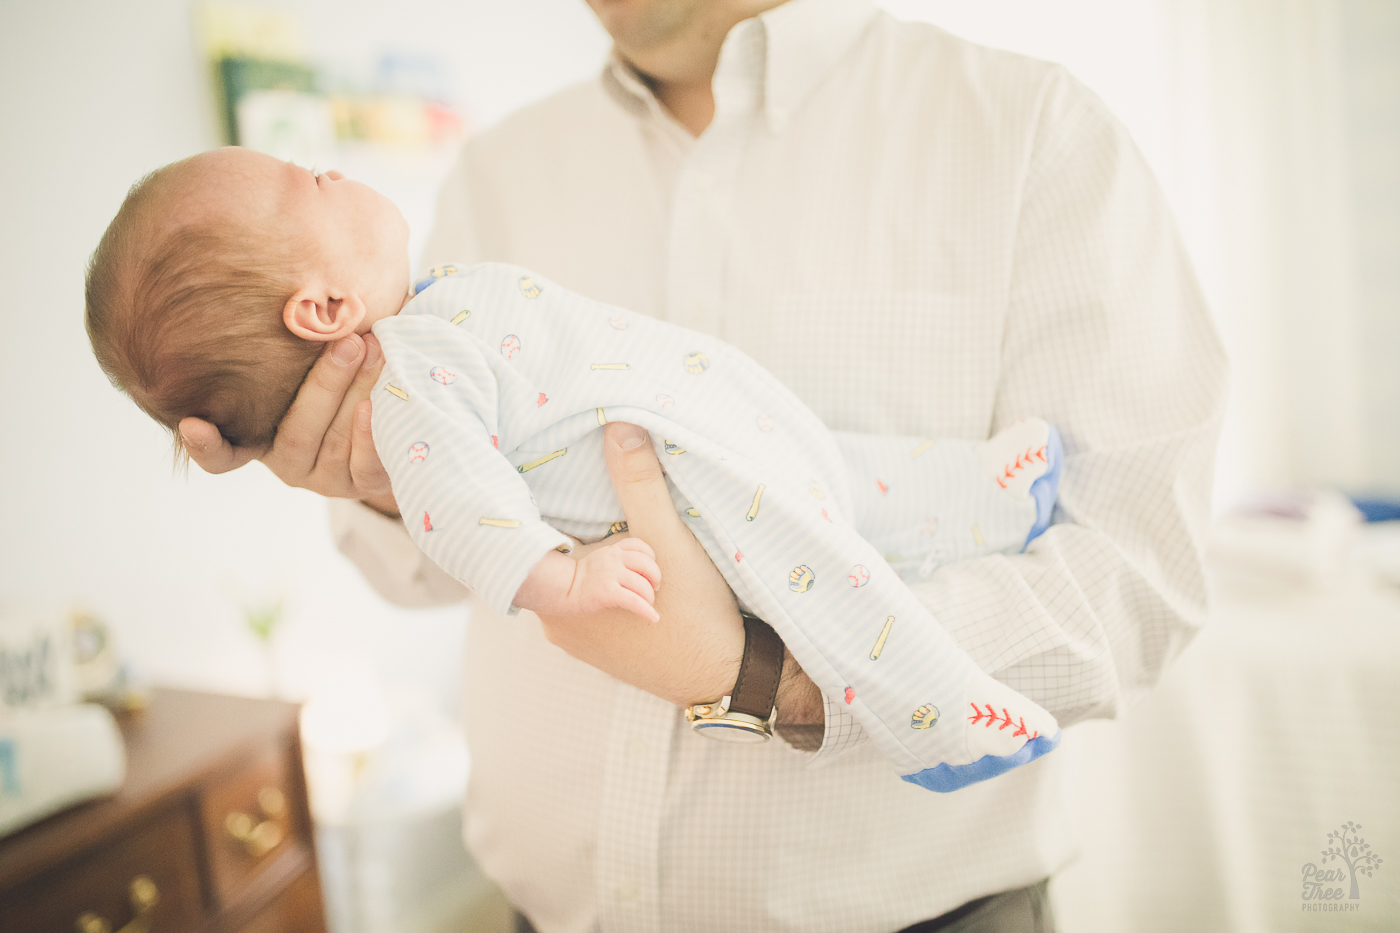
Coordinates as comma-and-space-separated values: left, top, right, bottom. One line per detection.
535, 422, 824, 730
179, 334, 399, 517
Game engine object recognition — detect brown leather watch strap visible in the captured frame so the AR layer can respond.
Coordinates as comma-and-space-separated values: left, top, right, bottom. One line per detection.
728, 615, 783, 720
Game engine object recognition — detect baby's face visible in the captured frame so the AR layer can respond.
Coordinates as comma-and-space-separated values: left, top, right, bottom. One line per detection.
171, 147, 411, 326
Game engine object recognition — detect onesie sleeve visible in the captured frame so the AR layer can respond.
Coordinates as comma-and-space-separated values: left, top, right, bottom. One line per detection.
370, 313, 572, 619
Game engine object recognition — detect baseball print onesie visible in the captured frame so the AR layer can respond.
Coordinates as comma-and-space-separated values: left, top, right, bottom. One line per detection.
371, 263, 1064, 792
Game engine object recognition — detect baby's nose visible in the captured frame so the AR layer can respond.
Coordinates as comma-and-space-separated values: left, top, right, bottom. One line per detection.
325, 170, 346, 181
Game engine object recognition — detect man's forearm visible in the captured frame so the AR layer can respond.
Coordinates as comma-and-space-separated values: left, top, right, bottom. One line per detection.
775, 648, 824, 751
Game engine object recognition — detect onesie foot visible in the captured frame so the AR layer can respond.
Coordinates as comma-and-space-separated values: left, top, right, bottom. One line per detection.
977, 418, 1062, 548
900, 673, 1061, 793
901, 731, 1061, 792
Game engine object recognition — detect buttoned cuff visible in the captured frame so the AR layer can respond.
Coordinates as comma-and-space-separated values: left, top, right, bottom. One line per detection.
779, 690, 870, 764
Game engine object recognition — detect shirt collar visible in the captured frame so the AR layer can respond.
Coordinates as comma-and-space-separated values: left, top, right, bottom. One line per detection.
602, 0, 879, 135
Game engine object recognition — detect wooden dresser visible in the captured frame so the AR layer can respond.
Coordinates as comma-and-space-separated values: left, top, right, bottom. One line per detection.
0, 689, 326, 932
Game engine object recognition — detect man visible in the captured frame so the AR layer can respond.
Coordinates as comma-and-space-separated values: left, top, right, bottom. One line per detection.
183, 0, 1226, 929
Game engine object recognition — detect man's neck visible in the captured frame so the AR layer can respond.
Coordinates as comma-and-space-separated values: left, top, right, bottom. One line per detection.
614, 0, 788, 137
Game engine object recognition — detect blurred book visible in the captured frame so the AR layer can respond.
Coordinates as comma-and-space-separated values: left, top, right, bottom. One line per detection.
218, 58, 318, 148
0, 704, 125, 838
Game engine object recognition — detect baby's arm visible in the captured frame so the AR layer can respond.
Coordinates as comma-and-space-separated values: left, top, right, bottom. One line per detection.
513, 538, 662, 622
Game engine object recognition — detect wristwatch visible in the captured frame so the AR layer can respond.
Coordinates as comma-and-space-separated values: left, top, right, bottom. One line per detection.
685, 614, 783, 743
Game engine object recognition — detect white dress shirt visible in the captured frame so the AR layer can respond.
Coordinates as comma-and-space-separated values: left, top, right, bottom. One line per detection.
330, 0, 1227, 929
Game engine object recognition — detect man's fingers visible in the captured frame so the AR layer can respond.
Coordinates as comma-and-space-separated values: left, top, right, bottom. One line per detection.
262, 335, 365, 482
179, 417, 258, 473
349, 399, 393, 497
318, 335, 384, 485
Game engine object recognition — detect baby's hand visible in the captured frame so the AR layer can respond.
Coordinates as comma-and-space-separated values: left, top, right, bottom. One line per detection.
571, 538, 662, 622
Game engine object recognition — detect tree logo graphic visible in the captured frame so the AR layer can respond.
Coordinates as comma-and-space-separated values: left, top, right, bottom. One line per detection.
1302, 822, 1384, 902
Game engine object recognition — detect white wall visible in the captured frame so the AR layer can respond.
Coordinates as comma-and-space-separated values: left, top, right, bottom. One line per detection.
0, 0, 607, 706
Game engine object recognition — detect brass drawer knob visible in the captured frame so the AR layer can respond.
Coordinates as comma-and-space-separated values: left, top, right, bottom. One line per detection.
224, 786, 287, 858
75, 875, 159, 933
258, 786, 286, 818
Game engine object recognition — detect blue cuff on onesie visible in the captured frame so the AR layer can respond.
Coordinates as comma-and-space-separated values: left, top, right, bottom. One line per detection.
373, 262, 1066, 791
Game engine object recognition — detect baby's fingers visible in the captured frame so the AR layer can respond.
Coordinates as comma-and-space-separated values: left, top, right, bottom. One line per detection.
617, 540, 661, 591
611, 582, 661, 624
616, 566, 658, 605
615, 537, 656, 559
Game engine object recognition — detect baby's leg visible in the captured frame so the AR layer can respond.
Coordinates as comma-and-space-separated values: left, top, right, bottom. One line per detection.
833, 418, 1062, 578
658, 421, 1062, 793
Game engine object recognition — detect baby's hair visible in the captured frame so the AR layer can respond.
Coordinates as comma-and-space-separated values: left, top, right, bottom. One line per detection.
85, 163, 322, 464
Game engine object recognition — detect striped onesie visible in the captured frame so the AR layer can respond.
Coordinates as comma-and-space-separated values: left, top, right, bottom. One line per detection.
371, 262, 1063, 792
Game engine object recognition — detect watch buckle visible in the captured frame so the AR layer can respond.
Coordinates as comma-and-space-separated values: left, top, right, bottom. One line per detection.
685, 695, 731, 722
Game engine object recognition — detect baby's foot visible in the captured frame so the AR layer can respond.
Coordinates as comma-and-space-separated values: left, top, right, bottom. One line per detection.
902, 670, 1061, 792
977, 418, 1062, 546
962, 672, 1059, 762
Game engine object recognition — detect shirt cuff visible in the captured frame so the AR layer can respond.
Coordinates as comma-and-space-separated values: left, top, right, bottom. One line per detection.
778, 690, 870, 764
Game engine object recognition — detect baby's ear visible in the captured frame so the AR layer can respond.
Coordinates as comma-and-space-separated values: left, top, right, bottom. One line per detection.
284, 287, 366, 342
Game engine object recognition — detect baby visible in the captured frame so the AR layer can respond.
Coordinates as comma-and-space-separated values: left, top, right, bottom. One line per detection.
87, 148, 1064, 791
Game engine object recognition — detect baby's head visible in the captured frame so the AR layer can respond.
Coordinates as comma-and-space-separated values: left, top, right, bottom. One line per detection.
86, 147, 409, 456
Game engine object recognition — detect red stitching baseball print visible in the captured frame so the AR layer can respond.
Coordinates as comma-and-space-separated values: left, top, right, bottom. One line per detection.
995, 445, 1048, 489
967, 703, 1038, 739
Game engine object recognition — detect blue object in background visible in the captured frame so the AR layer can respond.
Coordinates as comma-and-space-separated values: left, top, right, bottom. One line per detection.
1350, 496, 1400, 523
0, 740, 18, 796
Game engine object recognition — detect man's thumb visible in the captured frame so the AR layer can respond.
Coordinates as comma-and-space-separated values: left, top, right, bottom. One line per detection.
602, 422, 673, 521
179, 417, 257, 474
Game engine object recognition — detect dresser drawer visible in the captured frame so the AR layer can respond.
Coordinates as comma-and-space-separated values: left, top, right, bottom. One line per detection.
237, 870, 325, 933
2, 804, 205, 933
199, 740, 307, 909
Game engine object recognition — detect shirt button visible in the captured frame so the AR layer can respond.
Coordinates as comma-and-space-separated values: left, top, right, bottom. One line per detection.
616, 883, 639, 902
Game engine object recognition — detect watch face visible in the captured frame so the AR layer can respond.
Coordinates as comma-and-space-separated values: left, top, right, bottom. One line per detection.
692, 720, 771, 744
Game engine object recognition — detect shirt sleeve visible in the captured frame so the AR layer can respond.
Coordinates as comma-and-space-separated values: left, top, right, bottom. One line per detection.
371, 313, 573, 619
800, 68, 1227, 761
927, 68, 1227, 725
328, 497, 472, 608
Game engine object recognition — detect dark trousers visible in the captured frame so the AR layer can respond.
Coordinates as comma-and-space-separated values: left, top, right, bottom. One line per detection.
897, 879, 1054, 932
513, 879, 1054, 933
